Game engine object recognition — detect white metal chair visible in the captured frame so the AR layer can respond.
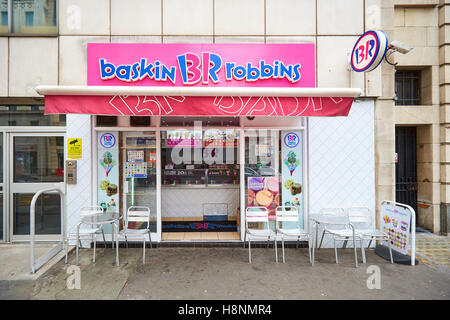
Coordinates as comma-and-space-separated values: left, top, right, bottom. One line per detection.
64, 206, 106, 265
244, 207, 277, 263
117, 206, 152, 264
348, 206, 393, 264
275, 206, 312, 264
316, 208, 360, 267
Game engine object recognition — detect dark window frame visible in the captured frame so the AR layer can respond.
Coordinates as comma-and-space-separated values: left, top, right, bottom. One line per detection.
395, 70, 421, 106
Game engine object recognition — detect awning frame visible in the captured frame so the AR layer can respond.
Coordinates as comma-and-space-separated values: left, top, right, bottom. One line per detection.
35, 85, 362, 98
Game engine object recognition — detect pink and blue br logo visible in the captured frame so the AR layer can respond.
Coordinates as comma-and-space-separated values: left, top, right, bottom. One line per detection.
100, 133, 116, 148
351, 30, 388, 72
284, 132, 299, 148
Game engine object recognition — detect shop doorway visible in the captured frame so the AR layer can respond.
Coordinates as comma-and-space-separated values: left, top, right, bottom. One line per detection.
395, 126, 418, 218
8, 133, 65, 242
119, 131, 158, 237
160, 128, 241, 240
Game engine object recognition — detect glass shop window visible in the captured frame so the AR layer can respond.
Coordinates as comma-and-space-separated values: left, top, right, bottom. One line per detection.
96, 116, 118, 127
160, 116, 240, 127
1, 0, 58, 34
0, 105, 66, 126
130, 116, 151, 127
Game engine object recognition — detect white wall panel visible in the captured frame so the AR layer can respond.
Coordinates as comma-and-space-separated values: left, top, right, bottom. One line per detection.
65, 114, 92, 237
309, 99, 375, 248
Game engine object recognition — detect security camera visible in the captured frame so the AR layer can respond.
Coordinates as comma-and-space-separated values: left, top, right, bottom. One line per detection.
388, 40, 413, 54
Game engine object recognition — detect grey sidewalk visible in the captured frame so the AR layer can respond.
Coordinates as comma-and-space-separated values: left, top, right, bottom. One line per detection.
1, 246, 449, 300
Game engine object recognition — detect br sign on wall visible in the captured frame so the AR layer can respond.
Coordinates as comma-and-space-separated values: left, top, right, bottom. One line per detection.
351, 30, 388, 72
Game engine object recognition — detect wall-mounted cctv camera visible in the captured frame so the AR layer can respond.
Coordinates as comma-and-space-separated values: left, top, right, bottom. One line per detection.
388, 40, 413, 54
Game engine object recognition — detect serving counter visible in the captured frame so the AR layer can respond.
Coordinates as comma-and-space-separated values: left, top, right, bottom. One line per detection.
161, 185, 240, 219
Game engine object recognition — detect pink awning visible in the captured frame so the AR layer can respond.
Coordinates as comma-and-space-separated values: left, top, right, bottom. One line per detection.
44, 95, 354, 117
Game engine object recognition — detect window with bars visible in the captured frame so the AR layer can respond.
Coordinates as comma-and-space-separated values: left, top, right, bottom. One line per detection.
395, 70, 421, 106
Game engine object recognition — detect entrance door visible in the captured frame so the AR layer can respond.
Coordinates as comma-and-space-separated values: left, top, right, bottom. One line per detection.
9, 133, 65, 241
121, 132, 159, 241
395, 126, 418, 218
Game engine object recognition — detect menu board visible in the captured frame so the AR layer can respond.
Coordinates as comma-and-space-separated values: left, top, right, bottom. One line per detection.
127, 150, 144, 162
281, 131, 303, 228
247, 177, 280, 218
124, 162, 147, 178
166, 130, 202, 147
380, 204, 412, 255
204, 129, 239, 147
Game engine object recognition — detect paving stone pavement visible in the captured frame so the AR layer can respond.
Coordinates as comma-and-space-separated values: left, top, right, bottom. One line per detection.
1, 245, 449, 300
415, 233, 450, 269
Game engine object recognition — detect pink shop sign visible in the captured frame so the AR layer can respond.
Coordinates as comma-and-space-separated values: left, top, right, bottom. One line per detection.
87, 43, 315, 88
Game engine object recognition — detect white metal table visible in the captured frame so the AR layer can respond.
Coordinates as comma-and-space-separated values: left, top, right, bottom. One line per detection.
96, 211, 122, 266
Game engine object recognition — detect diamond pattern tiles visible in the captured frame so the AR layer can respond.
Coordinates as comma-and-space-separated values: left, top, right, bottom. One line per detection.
66, 114, 93, 235
308, 100, 375, 248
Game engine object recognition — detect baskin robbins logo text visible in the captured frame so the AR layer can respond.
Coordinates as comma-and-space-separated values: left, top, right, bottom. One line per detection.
100, 133, 116, 148
99, 52, 302, 85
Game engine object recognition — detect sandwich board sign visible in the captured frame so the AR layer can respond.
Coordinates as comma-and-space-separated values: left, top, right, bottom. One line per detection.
380, 200, 416, 265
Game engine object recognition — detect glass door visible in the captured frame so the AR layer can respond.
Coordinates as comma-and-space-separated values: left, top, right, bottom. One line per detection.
9, 133, 65, 241
121, 132, 158, 238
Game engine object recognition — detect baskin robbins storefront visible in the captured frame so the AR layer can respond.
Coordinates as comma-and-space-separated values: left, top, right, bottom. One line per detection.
35, 41, 378, 244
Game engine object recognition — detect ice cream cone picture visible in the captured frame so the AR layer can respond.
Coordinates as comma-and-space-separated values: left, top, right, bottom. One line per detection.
100, 151, 116, 177
284, 151, 300, 176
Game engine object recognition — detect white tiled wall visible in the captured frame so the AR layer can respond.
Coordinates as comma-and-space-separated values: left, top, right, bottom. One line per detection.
164, 0, 213, 35
59, 36, 110, 86
0, 37, 7, 97
111, 0, 161, 35
65, 114, 93, 237
309, 99, 375, 247
9, 38, 58, 96
2, 0, 374, 97
58, 0, 110, 35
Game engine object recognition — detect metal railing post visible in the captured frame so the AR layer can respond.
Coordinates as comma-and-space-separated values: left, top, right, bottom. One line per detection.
30, 185, 65, 274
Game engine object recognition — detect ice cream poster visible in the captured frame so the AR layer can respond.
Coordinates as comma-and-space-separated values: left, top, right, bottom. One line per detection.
247, 177, 280, 218
281, 131, 303, 229
97, 132, 119, 233
380, 204, 412, 255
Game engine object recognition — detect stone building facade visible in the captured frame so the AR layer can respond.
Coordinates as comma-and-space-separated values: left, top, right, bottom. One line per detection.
0, 0, 448, 242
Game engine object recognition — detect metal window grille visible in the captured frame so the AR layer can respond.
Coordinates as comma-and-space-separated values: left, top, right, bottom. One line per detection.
395, 70, 421, 106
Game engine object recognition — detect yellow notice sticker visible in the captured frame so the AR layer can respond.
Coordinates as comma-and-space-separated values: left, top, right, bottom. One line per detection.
67, 138, 82, 160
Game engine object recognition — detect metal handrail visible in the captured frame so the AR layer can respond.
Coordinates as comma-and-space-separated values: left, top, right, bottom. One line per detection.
30, 185, 65, 274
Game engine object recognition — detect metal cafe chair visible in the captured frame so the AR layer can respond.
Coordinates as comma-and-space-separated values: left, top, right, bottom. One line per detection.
316, 207, 360, 267
275, 206, 312, 264
348, 206, 393, 264
64, 206, 106, 265
244, 207, 277, 263
117, 206, 152, 264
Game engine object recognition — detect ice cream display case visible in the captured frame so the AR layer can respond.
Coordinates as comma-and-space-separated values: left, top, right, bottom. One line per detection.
162, 168, 207, 186
206, 164, 239, 186
162, 164, 239, 186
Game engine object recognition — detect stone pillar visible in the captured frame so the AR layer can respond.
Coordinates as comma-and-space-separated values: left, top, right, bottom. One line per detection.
374, 1, 396, 228
439, 0, 450, 235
